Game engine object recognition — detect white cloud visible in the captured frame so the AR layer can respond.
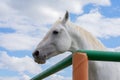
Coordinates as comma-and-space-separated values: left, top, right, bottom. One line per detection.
0, 13, 48, 51
20, 74, 31, 80
75, 9, 120, 38
84, 0, 111, 6
0, 74, 30, 80
114, 47, 120, 52
0, 0, 16, 18
0, 76, 19, 80
46, 74, 71, 80
0, 51, 41, 74
0, 0, 111, 24
0, 33, 41, 50
46, 52, 71, 66
0, 51, 72, 80
108, 46, 120, 52
0, 14, 49, 35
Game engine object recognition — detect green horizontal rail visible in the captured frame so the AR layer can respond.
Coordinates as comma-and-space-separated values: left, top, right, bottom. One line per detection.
31, 50, 120, 80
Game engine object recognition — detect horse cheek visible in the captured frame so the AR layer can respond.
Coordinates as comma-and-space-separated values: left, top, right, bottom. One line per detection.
57, 37, 71, 52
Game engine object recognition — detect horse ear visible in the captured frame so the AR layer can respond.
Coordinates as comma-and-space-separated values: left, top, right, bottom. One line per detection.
62, 11, 69, 24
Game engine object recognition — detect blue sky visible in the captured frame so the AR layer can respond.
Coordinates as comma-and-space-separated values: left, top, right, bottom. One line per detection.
0, 0, 120, 80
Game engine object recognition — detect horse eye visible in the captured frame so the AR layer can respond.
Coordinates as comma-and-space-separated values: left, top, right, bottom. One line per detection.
53, 30, 59, 35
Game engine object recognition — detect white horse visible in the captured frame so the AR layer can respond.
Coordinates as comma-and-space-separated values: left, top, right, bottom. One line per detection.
32, 11, 120, 80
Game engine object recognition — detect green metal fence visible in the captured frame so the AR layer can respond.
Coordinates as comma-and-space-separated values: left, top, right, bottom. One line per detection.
31, 50, 120, 80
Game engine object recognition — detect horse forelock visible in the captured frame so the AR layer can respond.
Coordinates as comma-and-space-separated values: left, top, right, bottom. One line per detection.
54, 19, 62, 25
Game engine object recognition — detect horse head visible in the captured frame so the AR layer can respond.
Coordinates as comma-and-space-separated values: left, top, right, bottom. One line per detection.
32, 11, 72, 64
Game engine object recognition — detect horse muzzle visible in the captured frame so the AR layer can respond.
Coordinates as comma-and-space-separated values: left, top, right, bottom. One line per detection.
32, 50, 47, 64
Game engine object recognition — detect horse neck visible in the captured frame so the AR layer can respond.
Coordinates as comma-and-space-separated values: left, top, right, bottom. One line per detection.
66, 22, 106, 51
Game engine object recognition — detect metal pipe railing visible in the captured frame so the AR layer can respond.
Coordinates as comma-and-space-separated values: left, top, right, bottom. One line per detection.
31, 50, 120, 80
31, 54, 72, 80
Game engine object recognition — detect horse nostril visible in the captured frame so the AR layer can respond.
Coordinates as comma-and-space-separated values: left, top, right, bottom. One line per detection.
33, 50, 39, 57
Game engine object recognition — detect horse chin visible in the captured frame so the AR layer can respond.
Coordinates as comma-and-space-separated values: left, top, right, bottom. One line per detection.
46, 51, 60, 59
34, 59, 46, 64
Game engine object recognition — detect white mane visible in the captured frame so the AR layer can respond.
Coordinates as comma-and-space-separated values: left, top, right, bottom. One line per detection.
65, 21, 106, 50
